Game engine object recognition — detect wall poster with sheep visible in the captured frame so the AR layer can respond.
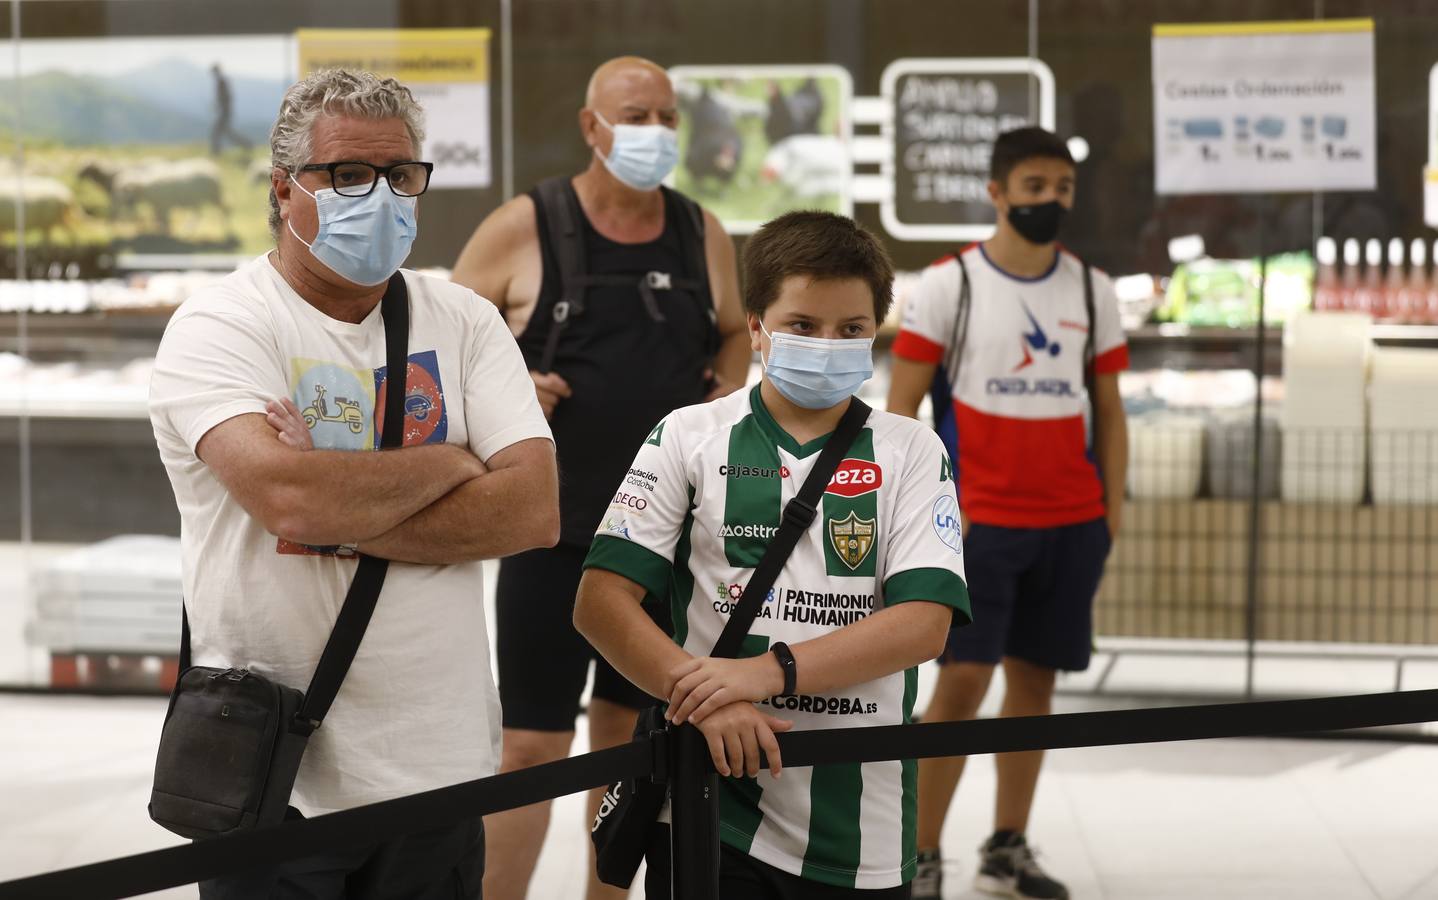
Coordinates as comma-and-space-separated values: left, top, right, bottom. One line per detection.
0, 34, 293, 274
668, 65, 853, 235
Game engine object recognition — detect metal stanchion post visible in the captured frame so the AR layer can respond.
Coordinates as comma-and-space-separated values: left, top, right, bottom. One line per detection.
669, 724, 720, 900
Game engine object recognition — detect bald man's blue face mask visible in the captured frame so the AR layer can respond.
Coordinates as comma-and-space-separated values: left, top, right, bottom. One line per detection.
592, 110, 679, 191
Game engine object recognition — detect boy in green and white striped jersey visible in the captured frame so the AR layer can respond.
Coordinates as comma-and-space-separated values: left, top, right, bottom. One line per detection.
575, 211, 972, 898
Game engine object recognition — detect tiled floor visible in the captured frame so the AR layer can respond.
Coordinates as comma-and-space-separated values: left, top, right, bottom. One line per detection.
4, 551, 1438, 898
3, 691, 1438, 900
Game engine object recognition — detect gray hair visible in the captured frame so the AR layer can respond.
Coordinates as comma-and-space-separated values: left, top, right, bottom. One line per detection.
267, 68, 426, 238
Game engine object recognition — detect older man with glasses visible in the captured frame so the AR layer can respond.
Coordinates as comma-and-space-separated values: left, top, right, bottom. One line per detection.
148, 68, 559, 899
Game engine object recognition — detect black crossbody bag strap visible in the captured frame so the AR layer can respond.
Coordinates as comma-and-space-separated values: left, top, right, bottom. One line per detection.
291, 272, 409, 733
709, 398, 871, 660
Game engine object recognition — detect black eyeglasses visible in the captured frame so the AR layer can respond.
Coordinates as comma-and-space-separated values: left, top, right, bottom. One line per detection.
296, 161, 434, 198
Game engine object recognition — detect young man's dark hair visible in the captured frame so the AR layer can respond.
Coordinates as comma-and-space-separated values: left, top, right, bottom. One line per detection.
989, 125, 1075, 185
741, 210, 895, 323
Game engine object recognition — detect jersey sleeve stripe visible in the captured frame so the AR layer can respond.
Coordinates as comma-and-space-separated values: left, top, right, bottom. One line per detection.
1094, 344, 1130, 374
583, 534, 672, 599
883, 567, 972, 624
892, 330, 945, 364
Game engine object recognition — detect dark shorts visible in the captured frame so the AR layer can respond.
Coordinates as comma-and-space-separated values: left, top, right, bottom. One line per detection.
644, 826, 911, 899
199, 809, 483, 900
943, 517, 1112, 672
496, 543, 656, 731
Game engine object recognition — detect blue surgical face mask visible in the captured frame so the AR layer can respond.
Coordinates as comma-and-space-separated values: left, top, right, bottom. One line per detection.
593, 110, 679, 192
288, 175, 418, 286
760, 323, 874, 410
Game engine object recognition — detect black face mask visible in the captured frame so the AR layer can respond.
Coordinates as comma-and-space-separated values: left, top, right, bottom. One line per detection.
1006, 200, 1067, 246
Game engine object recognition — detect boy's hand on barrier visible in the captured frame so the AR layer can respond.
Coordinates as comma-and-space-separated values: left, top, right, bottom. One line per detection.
666, 655, 785, 726
266, 398, 314, 451
694, 702, 792, 779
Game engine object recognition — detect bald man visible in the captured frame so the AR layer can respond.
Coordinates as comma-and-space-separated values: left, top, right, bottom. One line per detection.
452, 56, 747, 900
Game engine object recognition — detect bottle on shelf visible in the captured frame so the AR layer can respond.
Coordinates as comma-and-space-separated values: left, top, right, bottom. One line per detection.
1341, 238, 1361, 311
1354, 238, 1383, 315
1382, 238, 1405, 322
1429, 238, 1438, 324
1404, 238, 1428, 324
1313, 237, 1339, 312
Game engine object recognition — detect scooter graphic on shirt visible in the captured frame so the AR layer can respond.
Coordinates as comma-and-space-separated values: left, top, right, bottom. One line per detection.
300, 384, 366, 434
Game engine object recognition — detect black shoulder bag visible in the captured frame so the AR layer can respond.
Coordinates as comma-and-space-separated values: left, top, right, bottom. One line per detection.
148, 272, 410, 840
592, 398, 873, 887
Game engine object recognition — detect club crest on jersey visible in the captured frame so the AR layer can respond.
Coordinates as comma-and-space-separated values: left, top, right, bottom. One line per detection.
828, 511, 876, 571
826, 459, 882, 497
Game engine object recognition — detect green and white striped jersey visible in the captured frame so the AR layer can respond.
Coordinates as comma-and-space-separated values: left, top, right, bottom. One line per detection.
584, 386, 971, 889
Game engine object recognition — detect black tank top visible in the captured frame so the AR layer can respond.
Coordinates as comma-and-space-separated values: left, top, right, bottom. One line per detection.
520, 182, 713, 545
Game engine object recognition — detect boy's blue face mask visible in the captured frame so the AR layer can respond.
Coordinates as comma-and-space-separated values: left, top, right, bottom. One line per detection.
760, 323, 875, 410
288, 175, 418, 286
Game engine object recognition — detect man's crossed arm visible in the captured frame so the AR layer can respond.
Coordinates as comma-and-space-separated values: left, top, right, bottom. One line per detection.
197, 403, 559, 565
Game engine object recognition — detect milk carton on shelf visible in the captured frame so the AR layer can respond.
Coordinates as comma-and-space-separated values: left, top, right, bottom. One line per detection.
1369, 348, 1438, 504
1280, 311, 1371, 504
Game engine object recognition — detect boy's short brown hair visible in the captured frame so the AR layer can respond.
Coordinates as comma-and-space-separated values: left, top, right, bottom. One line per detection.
741, 211, 895, 323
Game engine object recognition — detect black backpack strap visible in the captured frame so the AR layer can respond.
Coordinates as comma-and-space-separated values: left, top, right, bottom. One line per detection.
947, 250, 972, 384
710, 399, 872, 660
1082, 260, 1096, 391
667, 188, 718, 355
533, 177, 587, 373
291, 272, 409, 734
1081, 260, 1101, 483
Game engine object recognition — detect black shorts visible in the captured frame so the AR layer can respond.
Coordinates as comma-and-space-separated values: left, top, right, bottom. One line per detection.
943, 517, 1111, 672
644, 826, 911, 899
496, 543, 657, 731
199, 809, 483, 900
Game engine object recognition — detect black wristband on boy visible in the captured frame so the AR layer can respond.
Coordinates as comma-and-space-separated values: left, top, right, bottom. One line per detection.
771, 641, 797, 696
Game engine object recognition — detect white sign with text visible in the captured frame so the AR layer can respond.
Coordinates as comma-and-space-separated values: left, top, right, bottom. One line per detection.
1152, 19, 1376, 195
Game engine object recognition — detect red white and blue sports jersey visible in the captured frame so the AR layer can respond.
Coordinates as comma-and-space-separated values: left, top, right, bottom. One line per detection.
892, 244, 1128, 529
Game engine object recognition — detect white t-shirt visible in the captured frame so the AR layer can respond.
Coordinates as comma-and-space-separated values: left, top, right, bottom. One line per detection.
584, 387, 970, 889
894, 244, 1129, 528
149, 255, 552, 815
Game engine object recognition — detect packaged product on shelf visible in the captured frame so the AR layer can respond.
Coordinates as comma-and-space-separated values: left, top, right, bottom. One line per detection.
1160, 253, 1313, 328
1128, 412, 1204, 499
25, 535, 183, 691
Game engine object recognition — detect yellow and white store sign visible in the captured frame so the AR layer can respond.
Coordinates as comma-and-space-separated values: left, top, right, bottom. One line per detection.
1152, 19, 1376, 195
298, 29, 492, 189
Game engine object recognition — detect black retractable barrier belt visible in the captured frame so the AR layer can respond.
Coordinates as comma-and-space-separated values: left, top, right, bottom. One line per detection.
0, 739, 657, 900
2, 690, 1435, 900
774, 689, 1438, 769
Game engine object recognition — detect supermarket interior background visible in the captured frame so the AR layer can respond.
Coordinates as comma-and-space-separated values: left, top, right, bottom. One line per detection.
4, 1, 1438, 898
